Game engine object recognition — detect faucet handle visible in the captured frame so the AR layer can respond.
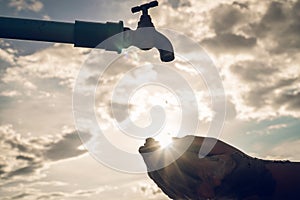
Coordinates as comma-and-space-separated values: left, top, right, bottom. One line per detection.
131, 1, 158, 15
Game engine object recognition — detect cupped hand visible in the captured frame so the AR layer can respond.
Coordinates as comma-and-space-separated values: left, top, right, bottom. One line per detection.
139, 136, 275, 200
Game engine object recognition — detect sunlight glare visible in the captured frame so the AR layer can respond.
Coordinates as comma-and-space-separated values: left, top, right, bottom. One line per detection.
155, 133, 173, 148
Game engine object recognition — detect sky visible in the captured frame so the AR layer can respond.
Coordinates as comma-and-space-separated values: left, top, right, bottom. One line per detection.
0, 0, 300, 199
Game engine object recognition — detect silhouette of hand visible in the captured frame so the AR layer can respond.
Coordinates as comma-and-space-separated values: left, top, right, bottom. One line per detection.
139, 136, 275, 200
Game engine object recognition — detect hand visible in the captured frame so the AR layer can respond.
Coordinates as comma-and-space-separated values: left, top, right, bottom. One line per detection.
139, 136, 276, 200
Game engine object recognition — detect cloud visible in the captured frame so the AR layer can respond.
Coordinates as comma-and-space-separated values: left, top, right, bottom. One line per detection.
0, 90, 21, 97
133, 182, 163, 198
164, 0, 191, 9
2, 44, 86, 88
232, 1, 249, 10
274, 86, 300, 111
201, 33, 257, 54
209, 3, 248, 34
0, 124, 86, 182
0, 49, 15, 70
0, 44, 88, 136
44, 131, 88, 161
0, 124, 45, 181
250, 0, 300, 54
195, 0, 300, 120
266, 139, 300, 161
0, 40, 16, 74
4, 182, 164, 200
246, 122, 288, 136
228, 57, 300, 119
230, 60, 278, 82
8, 0, 43, 12
2, 185, 118, 200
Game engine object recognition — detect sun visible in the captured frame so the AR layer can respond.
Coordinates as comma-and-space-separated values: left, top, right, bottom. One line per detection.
155, 133, 173, 148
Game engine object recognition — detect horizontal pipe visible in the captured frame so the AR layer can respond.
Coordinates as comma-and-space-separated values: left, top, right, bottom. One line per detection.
0, 16, 125, 52
0, 16, 74, 44
74, 20, 124, 52
0, 16, 175, 61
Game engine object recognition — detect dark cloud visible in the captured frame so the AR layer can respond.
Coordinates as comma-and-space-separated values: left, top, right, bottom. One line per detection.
230, 61, 278, 82
9, 192, 65, 200
167, 0, 180, 9
275, 88, 300, 111
16, 155, 35, 162
5, 139, 29, 152
85, 75, 99, 86
202, 1, 300, 117
210, 3, 246, 34
261, 2, 286, 23
11, 193, 32, 199
0, 164, 6, 176
198, 3, 254, 54
165, 0, 191, 9
0, 126, 88, 181
228, 53, 300, 113
204, 1, 300, 55
241, 77, 298, 109
139, 184, 162, 196
232, 1, 249, 10
5, 164, 42, 179
251, 0, 300, 53
108, 102, 134, 122
44, 131, 87, 161
201, 33, 256, 54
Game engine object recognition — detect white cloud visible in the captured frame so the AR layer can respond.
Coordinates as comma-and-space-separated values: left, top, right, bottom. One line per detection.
0, 48, 15, 67
0, 90, 21, 97
1, 185, 119, 200
265, 139, 300, 161
2, 44, 87, 88
133, 181, 164, 198
199, 0, 300, 121
8, 0, 44, 12
0, 124, 86, 184
246, 123, 288, 135
0, 44, 88, 136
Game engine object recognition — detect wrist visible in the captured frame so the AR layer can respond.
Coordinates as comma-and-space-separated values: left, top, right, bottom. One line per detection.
215, 152, 276, 199
265, 160, 300, 199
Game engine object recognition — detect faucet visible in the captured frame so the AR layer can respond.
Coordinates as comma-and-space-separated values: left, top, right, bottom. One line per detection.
125, 1, 175, 62
0, 1, 174, 62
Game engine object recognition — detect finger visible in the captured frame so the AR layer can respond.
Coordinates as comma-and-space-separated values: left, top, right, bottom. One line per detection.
139, 138, 160, 153
140, 138, 189, 172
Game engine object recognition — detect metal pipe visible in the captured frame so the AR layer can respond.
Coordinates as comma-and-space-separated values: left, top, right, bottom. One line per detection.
0, 16, 124, 52
74, 20, 124, 52
0, 16, 74, 44
0, 15, 175, 62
